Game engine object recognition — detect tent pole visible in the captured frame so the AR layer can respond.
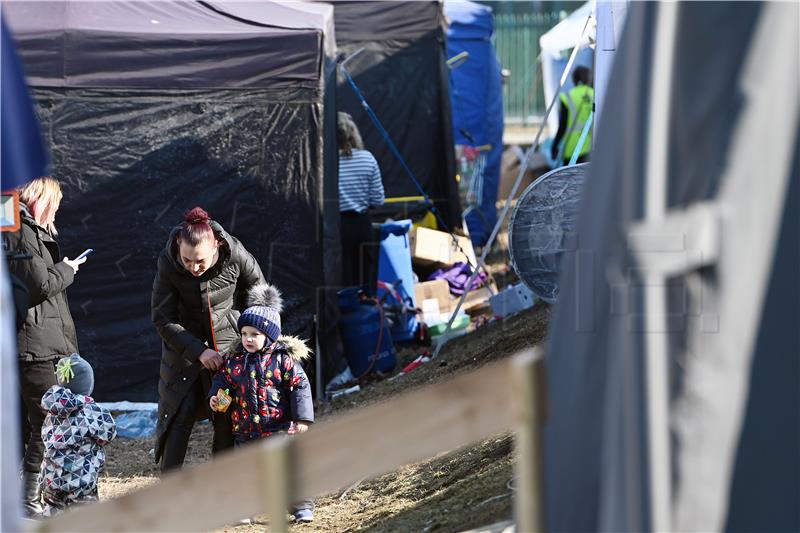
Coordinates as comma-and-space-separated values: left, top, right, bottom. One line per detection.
643, 3, 679, 531
568, 111, 593, 166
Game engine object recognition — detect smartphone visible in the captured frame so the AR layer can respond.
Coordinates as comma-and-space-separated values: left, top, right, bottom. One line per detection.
75, 248, 93, 261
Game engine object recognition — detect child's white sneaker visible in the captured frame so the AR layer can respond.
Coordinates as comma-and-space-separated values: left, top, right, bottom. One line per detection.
293, 508, 313, 523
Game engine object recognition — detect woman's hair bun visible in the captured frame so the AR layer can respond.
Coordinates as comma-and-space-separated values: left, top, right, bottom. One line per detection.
178, 207, 214, 246
184, 207, 210, 225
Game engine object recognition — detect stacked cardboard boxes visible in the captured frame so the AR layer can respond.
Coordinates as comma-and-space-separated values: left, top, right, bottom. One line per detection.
409, 227, 477, 267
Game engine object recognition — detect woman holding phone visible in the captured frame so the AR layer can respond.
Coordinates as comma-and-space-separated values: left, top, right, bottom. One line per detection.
3, 177, 87, 516
151, 207, 266, 471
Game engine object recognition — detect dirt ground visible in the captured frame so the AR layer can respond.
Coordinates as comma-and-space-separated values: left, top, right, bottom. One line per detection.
102, 278, 550, 532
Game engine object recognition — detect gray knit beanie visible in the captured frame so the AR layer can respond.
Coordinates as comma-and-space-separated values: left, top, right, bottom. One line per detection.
55, 354, 95, 396
237, 283, 283, 343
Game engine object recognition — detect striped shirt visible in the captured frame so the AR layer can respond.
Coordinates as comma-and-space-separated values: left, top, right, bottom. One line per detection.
339, 149, 385, 213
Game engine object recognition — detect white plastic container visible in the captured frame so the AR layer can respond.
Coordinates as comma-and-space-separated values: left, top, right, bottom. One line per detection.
421, 298, 442, 325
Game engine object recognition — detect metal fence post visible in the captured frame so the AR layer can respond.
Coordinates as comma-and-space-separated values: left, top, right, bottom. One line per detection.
522, 14, 531, 125
512, 348, 545, 532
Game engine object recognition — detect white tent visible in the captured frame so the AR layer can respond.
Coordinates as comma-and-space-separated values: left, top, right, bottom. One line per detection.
539, 1, 594, 53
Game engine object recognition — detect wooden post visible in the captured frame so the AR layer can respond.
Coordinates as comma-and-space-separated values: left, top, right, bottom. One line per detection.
512, 348, 545, 532
263, 437, 292, 533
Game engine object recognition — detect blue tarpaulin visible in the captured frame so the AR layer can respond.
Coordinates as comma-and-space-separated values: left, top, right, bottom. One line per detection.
1, 19, 48, 191
445, 0, 503, 246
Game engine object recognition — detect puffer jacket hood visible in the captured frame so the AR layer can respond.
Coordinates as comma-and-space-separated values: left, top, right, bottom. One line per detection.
41, 384, 90, 416
228, 335, 312, 362
278, 335, 312, 363
19, 202, 34, 223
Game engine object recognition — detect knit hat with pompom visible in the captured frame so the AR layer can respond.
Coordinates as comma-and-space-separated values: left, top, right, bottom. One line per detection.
237, 283, 283, 342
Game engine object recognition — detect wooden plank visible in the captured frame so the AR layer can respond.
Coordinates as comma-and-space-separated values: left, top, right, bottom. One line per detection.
512, 348, 545, 532
264, 440, 290, 532
293, 356, 516, 499
39, 355, 524, 532
459, 519, 515, 533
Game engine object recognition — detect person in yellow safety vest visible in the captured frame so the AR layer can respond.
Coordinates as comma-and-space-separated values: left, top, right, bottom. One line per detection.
551, 66, 594, 166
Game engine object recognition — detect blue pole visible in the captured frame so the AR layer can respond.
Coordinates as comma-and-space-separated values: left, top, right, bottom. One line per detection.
569, 110, 593, 166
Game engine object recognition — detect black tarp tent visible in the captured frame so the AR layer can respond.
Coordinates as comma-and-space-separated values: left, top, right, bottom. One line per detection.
3, 0, 345, 402
326, 0, 461, 228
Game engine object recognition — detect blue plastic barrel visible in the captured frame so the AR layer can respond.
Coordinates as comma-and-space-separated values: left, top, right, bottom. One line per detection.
337, 287, 362, 314
377, 219, 417, 341
337, 288, 397, 377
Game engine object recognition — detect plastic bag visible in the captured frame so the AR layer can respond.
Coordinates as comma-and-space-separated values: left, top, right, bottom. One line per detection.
428, 262, 488, 295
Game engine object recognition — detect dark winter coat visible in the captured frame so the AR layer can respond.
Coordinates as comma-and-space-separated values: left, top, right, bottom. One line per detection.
151, 220, 265, 461
210, 335, 314, 440
3, 204, 78, 361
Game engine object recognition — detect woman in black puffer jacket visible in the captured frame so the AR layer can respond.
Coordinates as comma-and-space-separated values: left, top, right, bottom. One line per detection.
151, 207, 265, 471
4, 177, 88, 516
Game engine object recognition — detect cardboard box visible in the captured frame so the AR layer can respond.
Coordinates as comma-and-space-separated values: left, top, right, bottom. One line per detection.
414, 279, 453, 313
409, 227, 477, 267
463, 298, 492, 317
498, 146, 548, 200
461, 279, 498, 312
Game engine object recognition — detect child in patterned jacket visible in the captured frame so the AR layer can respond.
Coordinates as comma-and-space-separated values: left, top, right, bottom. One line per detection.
209, 283, 314, 522
38, 354, 116, 516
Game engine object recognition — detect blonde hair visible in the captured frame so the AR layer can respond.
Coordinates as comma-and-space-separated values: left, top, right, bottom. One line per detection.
18, 177, 63, 234
337, 112, 363, 157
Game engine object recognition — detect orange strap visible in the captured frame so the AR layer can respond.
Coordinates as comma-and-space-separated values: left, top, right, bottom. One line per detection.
206, 284, 219, 352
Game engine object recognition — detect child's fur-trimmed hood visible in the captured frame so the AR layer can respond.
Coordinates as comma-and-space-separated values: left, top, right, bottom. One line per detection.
224, 335, 311, 362
278, 335, 312, 362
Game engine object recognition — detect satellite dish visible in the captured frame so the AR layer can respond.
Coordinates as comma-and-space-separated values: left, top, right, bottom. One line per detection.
508, 163, 588, 303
